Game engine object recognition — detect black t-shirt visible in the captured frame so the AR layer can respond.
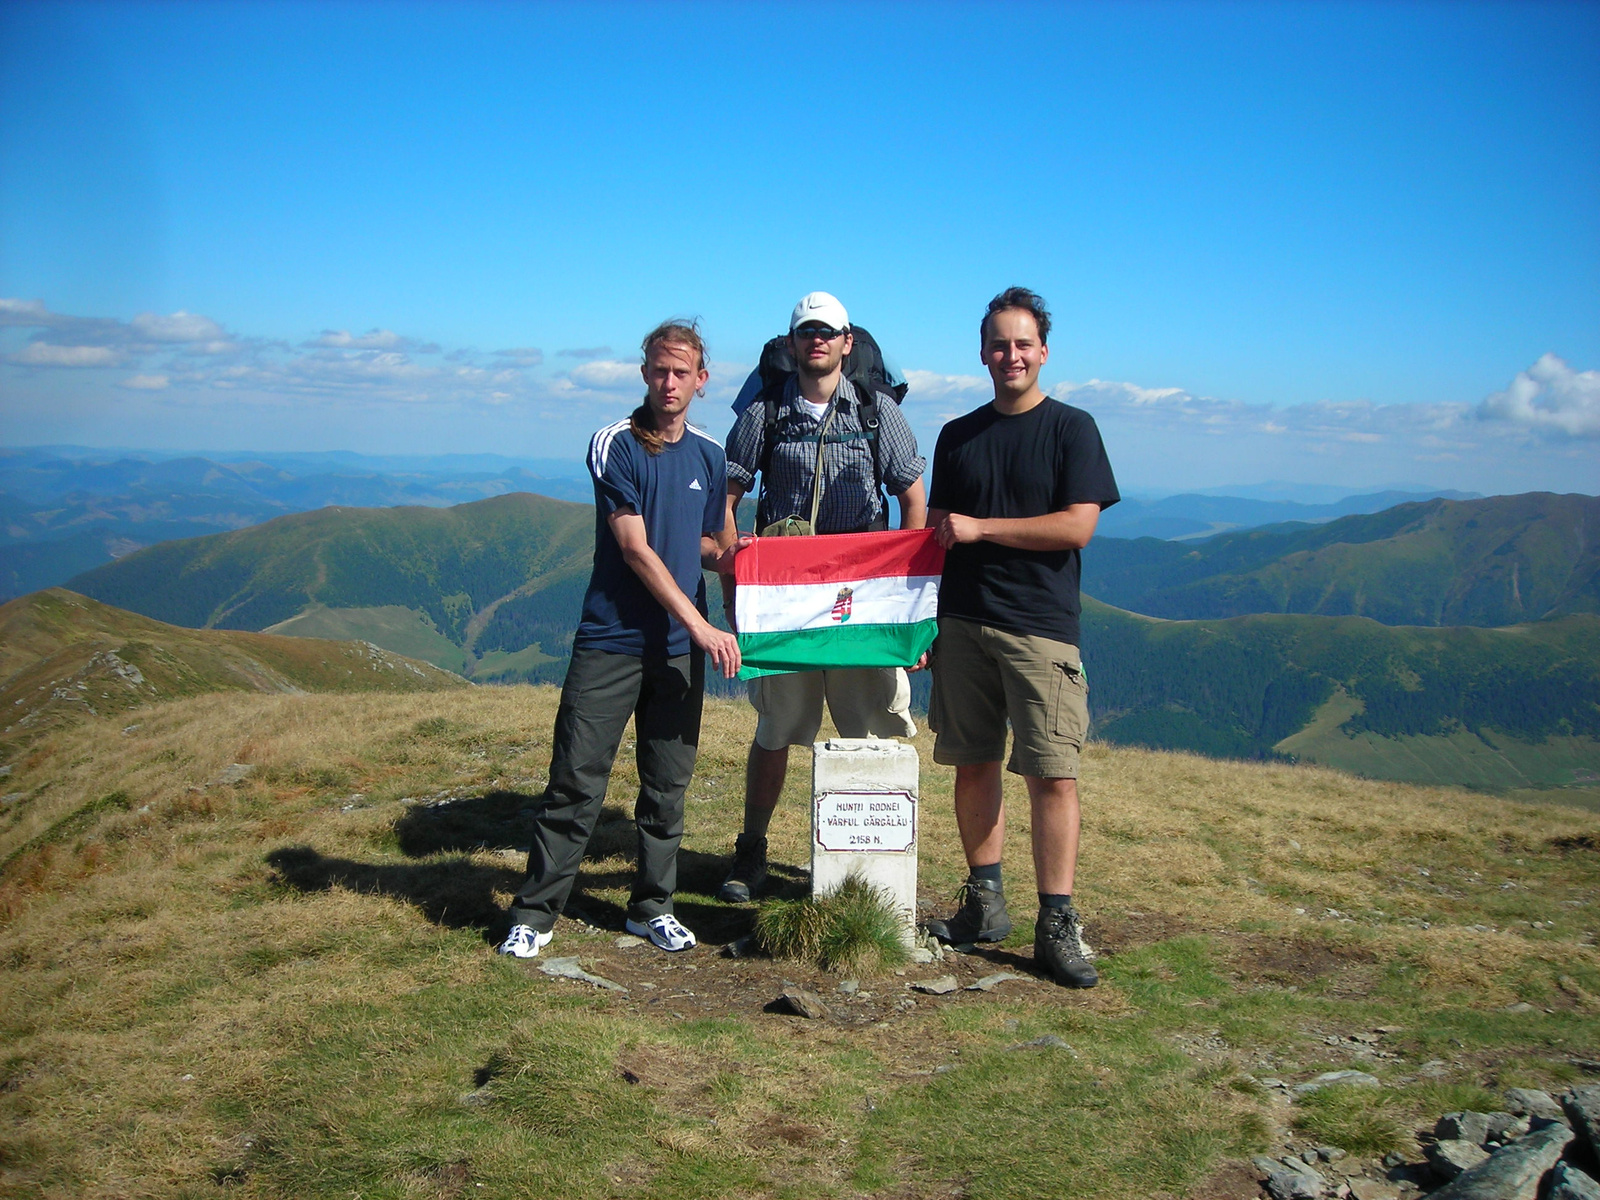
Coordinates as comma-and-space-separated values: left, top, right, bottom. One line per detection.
929, 398, 1119, 645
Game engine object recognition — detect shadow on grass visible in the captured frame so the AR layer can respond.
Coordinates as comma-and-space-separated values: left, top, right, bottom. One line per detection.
393, 789, 540, 856
272, 789, 817, 947
265, 845, 520, 933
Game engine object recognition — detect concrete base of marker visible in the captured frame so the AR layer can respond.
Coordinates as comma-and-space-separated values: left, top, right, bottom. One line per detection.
812, 737, 918, 945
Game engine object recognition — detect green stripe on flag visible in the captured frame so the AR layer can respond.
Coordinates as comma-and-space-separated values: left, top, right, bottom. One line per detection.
736, 620, 938, 680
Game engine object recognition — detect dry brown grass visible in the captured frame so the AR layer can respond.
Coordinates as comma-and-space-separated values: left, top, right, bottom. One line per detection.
0, 685, 1597, 1198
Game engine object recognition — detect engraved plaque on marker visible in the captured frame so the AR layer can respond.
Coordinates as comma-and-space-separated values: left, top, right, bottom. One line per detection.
814, 789, 916, 853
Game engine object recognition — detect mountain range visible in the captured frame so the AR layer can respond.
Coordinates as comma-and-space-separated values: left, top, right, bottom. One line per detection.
0, 447, 594, 601
58, 488, 1600, 795
1094, 487, 1480, 541
1085, 492, 1599, 626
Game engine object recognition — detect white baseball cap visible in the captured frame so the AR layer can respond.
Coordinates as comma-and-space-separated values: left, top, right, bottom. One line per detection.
789, 291, 850, 332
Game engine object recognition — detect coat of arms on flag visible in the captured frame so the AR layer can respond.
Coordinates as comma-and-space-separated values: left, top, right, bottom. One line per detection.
732, 528, 944, 679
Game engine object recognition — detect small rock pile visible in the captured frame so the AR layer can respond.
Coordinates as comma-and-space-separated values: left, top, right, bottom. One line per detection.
1252, 1084, 1600, 1199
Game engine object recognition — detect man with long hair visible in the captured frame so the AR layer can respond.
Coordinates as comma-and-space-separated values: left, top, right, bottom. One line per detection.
499, 320, 740, 957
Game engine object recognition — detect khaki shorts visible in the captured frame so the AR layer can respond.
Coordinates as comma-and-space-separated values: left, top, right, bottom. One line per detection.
929, 616, 1088, 779
748, 667, 916, 750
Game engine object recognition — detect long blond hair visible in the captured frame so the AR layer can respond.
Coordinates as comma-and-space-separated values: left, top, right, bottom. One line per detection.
632, 319, 708, 455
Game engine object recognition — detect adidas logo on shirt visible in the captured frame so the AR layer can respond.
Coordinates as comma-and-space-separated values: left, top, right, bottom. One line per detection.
689, 479, 702, 491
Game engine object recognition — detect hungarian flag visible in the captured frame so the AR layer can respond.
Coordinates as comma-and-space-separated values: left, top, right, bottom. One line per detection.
733, 528, 945, 679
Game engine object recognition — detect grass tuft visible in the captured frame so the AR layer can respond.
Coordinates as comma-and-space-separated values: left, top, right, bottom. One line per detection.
754, 874, 910, 974
1291, 1084, 1407, 1155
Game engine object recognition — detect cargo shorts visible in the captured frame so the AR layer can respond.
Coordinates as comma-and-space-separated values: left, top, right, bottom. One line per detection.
747, 667, 916, 750
928, 616, 1089, 779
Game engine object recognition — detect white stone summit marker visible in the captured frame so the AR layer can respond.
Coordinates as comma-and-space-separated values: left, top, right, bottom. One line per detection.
811, 738, 918, 944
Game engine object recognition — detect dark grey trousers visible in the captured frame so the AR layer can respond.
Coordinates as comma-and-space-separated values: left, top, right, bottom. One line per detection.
508, 644, 703, 933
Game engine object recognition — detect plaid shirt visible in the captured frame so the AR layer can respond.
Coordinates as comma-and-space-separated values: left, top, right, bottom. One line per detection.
725, 376, 925, 534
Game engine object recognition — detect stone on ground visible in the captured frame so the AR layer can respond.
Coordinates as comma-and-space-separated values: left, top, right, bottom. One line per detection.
1426, 1121, 1574, 1200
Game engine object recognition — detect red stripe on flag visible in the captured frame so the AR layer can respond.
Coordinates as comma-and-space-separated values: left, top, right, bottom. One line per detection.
734, 528, 946, 587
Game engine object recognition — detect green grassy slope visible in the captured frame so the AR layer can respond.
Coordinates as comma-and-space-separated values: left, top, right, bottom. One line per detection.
1085, 492, 1600, 625
0, 589, 466, 753
1083, 599, 1600, 790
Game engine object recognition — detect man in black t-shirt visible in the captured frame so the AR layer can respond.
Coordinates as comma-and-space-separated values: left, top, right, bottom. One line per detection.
925, 287, 1119, 988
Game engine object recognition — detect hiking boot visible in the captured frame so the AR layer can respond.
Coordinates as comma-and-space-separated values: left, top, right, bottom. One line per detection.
496, 923, 552, 959
625, 913, 697, 951
718, 833, 768, 903
1034, 903, 1098, 988
924, 877, 1012, 944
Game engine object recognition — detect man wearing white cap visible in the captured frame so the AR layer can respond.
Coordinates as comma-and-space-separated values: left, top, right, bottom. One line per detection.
716, 292, 927, 902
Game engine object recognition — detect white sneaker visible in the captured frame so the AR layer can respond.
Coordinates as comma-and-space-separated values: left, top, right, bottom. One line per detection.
625, 914, 697, 952
497, 924, 552, 958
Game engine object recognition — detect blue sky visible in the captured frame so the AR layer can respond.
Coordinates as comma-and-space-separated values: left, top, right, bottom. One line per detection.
1, 0, 1596, 495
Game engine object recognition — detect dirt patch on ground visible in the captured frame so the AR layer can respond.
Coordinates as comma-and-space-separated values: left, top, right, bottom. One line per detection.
1222, 934, 1378, 991
1082, 909, 1197, 956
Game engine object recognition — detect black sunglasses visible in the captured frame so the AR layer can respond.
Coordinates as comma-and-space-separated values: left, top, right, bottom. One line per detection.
794, 325, 846, 342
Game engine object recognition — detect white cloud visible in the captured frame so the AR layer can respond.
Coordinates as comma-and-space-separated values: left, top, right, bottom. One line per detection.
10, 343, 125, 367
558, 346, 611, 360
567, 359, 641, 390
1477, 353, 1600, 438
903, 369, 991, 403
129, 310, 227, 343
308, 328, 438, 353
118, 374, 170, 390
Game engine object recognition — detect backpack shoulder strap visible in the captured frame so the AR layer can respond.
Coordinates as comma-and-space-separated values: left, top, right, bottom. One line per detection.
853, 381, 888, 504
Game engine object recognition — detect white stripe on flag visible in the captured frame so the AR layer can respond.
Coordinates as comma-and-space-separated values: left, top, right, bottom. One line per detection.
735, 574, 940, 635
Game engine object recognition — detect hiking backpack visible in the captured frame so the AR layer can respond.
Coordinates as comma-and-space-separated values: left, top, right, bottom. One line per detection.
730, 326, 910, 527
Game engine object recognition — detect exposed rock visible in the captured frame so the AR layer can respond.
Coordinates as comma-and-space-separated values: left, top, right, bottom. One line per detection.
1563, 1084, 1600, 1157
1316, 1146, 1346, 1163
1427, 1121, 1574, 1200
1427, 1139, 1489, 1180
1486, 1112, 1531, 1144
1436, 1111, 1491, 1146
1265, 1162, 1326, 1200
1505, 1087, 1565, 1121
720, 935, 755, 958
837, 979, 860, 996
908, 947, 935, 964
1293, 1070, 1382, 1096
967, 971, 1033, 992
613, 935, 645, 949
1008, 1035, 1074, 1052
768, 988, 830, 1020
1347, 1179, 1400, 1200
537, 956, 628, 992
1550, 1161, 1600, 1200
910, 975, 959, 995
215, 763, 254, 785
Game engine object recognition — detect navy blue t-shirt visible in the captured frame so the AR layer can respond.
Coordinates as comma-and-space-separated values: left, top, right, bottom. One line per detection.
576, 418, 727, 657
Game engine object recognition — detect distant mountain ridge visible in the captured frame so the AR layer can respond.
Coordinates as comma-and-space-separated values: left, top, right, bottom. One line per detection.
0, 447, 596, 600
1096, 488, 1481, 541
57, 487, 1600, 793
1086, 492, 1600, 626
67, 492, 596, 683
